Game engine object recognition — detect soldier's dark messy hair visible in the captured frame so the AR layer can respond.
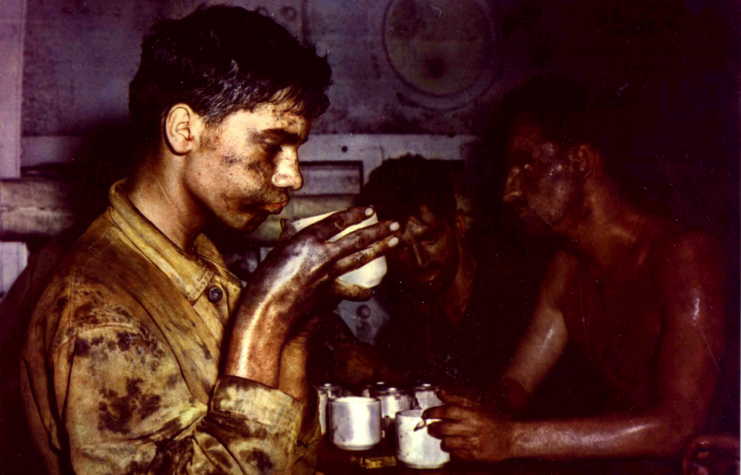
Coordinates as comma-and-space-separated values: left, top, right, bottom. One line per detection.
129, 5, 332, 143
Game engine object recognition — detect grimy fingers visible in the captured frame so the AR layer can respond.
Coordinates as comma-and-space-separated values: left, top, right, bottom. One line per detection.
440, 436, 475, 452
427, 420, 477, 438
303, 207, 377, 242
332, 235, 398, 276
330, 219, 400, 260
438, 391, 481, 408
277, 218, 298, 243
424, 405, 480, 424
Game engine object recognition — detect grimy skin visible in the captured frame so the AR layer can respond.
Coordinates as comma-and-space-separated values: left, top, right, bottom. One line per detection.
387, 204, 476, 329
128, 99, 400, 407
424, 119, 726, 462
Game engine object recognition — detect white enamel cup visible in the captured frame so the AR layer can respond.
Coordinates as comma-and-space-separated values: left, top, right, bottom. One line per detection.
414, 383, 443, 409
396, 409, 450, 469
328, 397, 382, 451
291, 211, 387, 288
317, 383, 344, 436
373, 387, 414, 441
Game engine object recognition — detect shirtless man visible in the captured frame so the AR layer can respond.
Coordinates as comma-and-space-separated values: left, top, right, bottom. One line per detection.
20, 6, 399, 473
425, 75, 727, 463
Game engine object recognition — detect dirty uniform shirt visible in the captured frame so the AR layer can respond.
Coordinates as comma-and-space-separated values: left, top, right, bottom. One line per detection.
20, 180, 319, 475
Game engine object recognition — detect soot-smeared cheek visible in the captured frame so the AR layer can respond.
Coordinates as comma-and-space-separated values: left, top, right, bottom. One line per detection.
222, 153, 241, 166
244, 160, 264, 173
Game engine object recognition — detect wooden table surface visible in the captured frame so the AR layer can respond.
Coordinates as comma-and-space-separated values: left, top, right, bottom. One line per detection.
317, 438, 679, 475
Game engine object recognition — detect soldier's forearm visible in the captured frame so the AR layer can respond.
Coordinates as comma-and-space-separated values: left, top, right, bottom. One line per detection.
509, 411, 696, 460
224, 294, 289, 387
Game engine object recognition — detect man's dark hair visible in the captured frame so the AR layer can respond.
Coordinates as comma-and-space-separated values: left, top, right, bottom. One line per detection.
129, 5, 332, 143
498, 74, 604, 153
358, 155, 458, 224
497, 74, 663, 212
498, 75, 633, 186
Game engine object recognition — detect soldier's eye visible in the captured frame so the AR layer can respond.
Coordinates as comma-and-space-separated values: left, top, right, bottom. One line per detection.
422, 233, 439, 245
261, 142, 281, 155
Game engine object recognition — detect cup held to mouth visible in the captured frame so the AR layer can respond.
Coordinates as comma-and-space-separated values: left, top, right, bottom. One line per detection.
291, 211, 388, 288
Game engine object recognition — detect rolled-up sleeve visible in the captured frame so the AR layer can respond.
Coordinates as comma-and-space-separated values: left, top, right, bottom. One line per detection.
199, 376, 304, 473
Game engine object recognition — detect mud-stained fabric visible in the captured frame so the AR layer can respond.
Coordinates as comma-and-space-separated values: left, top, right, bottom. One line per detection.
21, 180, 319, 474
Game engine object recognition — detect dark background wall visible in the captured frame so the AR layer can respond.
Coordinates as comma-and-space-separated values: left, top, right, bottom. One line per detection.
20, 0, 740, 229
0, 0, 738, 469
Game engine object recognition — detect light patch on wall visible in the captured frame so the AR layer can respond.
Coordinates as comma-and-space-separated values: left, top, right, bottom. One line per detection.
383, 0, 502, 109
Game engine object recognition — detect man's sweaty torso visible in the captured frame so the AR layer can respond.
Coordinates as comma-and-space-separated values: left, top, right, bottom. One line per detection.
556, 220, 692, 410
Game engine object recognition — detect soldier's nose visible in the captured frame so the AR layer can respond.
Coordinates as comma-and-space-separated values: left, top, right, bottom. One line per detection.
272, 171, 302, 191
411, 243, 425, 269
503, 168, 523, 203
272, 156, 303, 191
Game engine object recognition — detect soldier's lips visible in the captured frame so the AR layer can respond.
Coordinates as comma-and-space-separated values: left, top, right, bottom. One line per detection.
508, 204, 527, 219
415, 269, 440, 284
264, 201, 288, 214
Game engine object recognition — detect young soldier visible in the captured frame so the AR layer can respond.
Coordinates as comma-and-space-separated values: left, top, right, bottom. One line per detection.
21, 6, 399, 474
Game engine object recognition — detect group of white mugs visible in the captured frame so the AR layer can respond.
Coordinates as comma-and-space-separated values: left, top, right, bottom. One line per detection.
318, 383, 450, 470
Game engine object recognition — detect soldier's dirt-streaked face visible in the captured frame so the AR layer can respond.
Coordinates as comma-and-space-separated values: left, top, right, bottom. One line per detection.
502, 120, 581, 236
386, 204, 460, 296
184, 102, 309, 233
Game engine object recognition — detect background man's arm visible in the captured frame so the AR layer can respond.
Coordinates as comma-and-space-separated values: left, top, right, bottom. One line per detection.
427, 233, 726, 461
484, 251, 573, 415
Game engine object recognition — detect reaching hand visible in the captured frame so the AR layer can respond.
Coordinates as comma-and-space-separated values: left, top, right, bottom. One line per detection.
682, 433, 740, 475
435, 390, 482, 409
424, 392, 515, 463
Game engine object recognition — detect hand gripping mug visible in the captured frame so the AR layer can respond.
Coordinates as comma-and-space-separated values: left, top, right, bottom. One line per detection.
396, 409, 450, 469
290, 210, 387, 288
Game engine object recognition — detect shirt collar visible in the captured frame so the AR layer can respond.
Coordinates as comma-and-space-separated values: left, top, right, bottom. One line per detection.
108, 179, 233, 303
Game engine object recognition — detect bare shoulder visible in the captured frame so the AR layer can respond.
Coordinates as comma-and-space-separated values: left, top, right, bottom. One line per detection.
650, 228, 723, 275
649, 227, 725, 339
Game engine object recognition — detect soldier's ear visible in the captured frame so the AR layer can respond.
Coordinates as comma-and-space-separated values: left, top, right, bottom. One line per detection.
454, 209, 467, 239
570, 144, 598, 180
164, 104, 202, 155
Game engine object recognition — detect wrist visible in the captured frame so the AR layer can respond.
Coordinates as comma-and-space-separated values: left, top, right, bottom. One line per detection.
504, 420, 525, 460
224, 299, 289, 385
278, 356, 310, 402
496, 377, 532, 417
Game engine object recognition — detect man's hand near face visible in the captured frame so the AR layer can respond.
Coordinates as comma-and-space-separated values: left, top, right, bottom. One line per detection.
224, 206, 399, 391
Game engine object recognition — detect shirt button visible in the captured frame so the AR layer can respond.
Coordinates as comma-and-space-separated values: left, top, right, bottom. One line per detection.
207, 286, 223, 303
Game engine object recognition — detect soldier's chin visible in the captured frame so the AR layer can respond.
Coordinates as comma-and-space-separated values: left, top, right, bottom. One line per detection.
521, 216, 552, 237
224, 212, 268, 234
413, 272, 452, 296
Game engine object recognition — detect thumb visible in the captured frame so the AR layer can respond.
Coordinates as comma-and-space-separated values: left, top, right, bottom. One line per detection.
331, 279, 373, 302
279, 218, 297, 242
438, 390, 481, 409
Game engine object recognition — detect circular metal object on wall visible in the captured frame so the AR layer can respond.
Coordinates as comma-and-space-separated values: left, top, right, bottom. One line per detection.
383, 0, 502, 110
